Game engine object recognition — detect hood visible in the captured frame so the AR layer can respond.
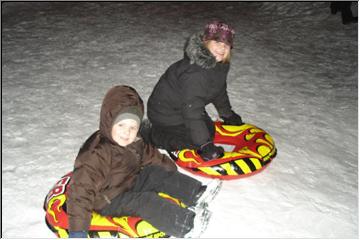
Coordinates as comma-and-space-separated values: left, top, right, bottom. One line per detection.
184, 31, 217, 69
99, 85, 144, 143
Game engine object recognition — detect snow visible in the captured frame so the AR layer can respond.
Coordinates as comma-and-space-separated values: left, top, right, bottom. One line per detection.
1, 2, 358, 238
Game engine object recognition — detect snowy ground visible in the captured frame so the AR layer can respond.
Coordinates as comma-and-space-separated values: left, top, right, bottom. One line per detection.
2, 2, 358, 238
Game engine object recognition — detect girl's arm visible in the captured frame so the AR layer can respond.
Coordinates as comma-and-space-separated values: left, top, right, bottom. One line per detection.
212, 82, 233, 118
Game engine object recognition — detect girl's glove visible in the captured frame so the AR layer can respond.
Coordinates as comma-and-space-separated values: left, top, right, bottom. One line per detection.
197, 142, 224, 161
222, 111, 244, 126
68, 231, 88, 238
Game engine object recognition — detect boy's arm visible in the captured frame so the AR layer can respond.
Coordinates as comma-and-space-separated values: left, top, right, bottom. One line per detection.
67, 149, 110, 232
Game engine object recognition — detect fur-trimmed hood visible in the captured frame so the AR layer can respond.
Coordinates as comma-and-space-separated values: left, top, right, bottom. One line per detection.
184, 31, 217, 69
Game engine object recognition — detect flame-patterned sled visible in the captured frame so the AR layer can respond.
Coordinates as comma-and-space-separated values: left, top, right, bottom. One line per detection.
168, 122, 277, 180
44, 172, 186, 238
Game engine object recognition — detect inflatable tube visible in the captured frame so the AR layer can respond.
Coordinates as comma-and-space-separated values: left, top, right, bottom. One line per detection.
44, 172, 185, 238
168, 122, 277, 180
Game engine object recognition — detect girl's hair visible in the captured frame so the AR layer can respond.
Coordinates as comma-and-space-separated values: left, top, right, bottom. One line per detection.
204, 40, 231, 64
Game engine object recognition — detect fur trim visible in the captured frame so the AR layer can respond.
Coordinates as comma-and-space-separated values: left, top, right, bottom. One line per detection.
184, 32, 217, 69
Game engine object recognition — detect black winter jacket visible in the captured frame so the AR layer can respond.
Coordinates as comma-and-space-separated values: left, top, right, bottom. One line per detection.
147, 32, 234, 146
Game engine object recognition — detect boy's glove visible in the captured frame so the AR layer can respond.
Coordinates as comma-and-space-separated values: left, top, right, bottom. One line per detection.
197, 142, 224, 161
68, 231, 88, 238
221, 111, 244, 126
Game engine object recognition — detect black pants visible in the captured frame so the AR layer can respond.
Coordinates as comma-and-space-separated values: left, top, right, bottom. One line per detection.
99, 165, 203, 237
150, 113, 216, 151
330, 2, 357, 24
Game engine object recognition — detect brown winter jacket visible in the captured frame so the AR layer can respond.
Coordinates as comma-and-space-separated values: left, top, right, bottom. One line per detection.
67, 85, 177, 232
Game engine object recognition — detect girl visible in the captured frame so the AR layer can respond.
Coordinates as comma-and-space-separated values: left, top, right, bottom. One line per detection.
146, 20, 244, 161
67, 85, 219, 238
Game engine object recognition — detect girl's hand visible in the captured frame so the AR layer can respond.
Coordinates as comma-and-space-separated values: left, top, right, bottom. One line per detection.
197, 142, 224, 161
222, 111, 244, 126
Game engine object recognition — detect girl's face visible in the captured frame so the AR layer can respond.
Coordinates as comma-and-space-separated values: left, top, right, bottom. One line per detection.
111, 118, 140, 147
206, 40, 231, 62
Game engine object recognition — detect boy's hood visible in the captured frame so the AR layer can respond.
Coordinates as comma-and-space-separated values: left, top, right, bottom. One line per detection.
99, 85, 144, 142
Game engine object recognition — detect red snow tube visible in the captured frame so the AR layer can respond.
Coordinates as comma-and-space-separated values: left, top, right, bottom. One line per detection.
168, 122, 276, 180
43, 172, 185, 238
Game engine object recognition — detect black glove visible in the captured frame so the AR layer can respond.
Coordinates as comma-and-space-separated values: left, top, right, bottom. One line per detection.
197, 142, 224, 161
222, 111, 244, 126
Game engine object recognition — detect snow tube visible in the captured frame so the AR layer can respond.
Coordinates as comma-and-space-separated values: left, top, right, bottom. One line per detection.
43, 172, 185, 238
168, 122, 277, 180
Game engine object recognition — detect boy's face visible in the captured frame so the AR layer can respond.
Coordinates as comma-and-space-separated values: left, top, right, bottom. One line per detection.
111, 118, 140, 147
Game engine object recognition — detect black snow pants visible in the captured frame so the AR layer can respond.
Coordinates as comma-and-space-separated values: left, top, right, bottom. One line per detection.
150, 113, 216, 151
99, 165, 203, 237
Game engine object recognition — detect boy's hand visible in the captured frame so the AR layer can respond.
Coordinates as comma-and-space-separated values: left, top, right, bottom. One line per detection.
68, 231, 88, 238
197, 142, 224, 161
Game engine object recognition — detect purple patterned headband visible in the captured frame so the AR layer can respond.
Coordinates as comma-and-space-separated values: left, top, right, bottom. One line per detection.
203, 21, 235, 47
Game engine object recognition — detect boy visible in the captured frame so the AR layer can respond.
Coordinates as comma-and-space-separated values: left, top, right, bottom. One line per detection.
67, 85, 220, 238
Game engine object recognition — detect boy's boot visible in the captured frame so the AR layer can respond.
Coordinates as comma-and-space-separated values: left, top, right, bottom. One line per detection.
194, 179, 222, 207
185, 206, 212, 238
